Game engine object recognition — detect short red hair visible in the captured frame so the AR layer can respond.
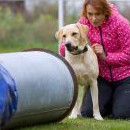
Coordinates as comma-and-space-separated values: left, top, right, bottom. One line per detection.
82, 0, 111, 18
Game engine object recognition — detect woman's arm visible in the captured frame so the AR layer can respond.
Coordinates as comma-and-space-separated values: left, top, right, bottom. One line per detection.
58, 42, 65, 57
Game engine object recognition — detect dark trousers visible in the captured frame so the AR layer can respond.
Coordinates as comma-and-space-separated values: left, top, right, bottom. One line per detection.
81, 76, 130, 119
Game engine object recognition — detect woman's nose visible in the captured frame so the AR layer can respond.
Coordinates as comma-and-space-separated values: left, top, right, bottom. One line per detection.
92, 15, 96, 21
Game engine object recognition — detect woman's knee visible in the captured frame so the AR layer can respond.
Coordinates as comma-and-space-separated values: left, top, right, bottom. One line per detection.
112, 81, 130, 119
112, 108, 130, 119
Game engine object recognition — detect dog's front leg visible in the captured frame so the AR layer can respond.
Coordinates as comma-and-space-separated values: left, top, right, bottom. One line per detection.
68, 101, 80, 119
69, 86, 82, 119
69, 85, 88, 119
90, 80, 103, 120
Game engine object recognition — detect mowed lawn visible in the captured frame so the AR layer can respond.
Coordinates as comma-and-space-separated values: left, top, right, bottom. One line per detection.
17, 117, 130, 130
0, 42, 58, 53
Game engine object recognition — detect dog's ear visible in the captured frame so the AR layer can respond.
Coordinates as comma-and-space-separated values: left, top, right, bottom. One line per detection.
76, 23, 89, 44
55, 28, 63, 42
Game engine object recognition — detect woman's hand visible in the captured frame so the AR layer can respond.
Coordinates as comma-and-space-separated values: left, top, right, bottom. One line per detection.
92, 43, 106, 60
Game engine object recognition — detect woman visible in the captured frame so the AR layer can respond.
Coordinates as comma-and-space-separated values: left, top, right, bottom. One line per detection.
59, 0, 130, 119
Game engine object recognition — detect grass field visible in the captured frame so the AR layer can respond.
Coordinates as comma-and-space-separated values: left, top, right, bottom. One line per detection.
1, 42, 130, 130
17, 117, 130, 130
0, 42, 58, 53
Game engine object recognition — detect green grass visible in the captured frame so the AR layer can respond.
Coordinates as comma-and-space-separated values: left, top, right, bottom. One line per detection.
16, 117, 130, 130
0, 42, 58, 53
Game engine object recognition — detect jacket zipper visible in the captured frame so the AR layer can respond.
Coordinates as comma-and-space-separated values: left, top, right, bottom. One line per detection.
99, 26, 113, 81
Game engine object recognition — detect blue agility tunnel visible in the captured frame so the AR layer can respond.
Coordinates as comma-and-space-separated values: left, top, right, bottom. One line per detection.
0, 48, 78, 130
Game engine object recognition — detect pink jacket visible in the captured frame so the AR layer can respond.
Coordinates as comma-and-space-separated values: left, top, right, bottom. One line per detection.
59, 4, 130, 81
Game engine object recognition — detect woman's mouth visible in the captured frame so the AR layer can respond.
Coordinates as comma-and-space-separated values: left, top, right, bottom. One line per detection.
92, 22, 99, 26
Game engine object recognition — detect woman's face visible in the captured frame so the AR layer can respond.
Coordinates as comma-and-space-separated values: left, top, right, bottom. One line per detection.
86, 4, 105, 27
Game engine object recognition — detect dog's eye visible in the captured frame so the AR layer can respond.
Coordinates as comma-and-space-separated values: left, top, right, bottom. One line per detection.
63, 34, 66, 38
72, 32, 77, 36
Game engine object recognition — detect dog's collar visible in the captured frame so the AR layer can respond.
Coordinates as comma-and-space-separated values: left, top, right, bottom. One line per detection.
70, 45, 88, 55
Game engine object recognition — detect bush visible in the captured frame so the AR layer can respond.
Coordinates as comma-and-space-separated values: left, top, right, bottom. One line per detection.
0, 7, 58, 47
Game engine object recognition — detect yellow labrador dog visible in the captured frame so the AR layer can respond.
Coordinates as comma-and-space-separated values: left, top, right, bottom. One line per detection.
55, 23, 103, 120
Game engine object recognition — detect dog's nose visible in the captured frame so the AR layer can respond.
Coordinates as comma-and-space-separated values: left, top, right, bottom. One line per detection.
65, 42, 71, 48
65, 42, 72, 51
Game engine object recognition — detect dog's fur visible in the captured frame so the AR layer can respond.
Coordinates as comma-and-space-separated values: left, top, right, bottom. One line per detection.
55, 23, 103, 120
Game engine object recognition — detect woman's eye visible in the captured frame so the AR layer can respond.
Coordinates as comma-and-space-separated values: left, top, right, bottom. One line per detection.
96, 13, 101, 16
88, 13, 93, 16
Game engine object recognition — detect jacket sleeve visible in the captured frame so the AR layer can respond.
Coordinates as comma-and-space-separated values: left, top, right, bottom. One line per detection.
58, 42, 65, 57
106, 19, 130, 66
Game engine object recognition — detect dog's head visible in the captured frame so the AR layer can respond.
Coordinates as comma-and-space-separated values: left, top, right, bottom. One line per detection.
55, 23, 89, 55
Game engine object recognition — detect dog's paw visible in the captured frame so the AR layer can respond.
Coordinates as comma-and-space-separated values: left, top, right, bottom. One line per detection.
94, 115, 103, 120
68, 114, 78, 119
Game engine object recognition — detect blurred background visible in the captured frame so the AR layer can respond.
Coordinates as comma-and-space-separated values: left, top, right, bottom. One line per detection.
0, 0, 130, 53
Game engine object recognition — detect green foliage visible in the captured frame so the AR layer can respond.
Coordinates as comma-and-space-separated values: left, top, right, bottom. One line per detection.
0, 5, 79, 53
34, 2, 58, 19
0, 7, 58, 52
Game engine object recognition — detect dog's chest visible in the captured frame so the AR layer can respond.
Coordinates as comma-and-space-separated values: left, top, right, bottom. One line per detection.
66, 52, 97, 86
71, 63, 90, 85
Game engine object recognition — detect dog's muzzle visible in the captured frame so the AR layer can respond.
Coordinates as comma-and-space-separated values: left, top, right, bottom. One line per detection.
65, 42, 78, 52
65, 42, 88, 55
